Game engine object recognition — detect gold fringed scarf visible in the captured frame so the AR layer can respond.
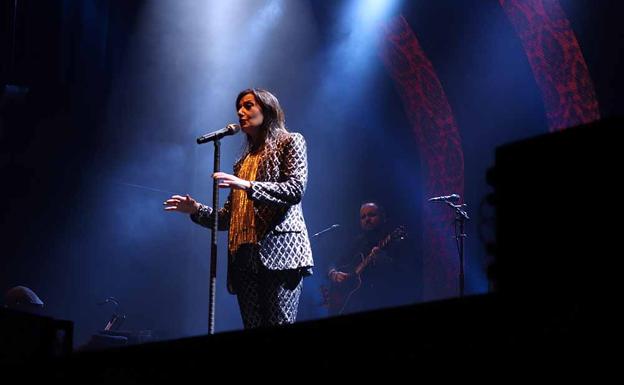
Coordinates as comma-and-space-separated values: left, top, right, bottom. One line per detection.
229, 152, 261, 255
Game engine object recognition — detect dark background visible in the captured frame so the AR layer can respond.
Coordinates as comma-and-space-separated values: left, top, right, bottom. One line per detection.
1, 0, 621, 347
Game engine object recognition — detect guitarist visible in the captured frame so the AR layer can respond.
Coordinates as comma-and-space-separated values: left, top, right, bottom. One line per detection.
327, 202, 407, 315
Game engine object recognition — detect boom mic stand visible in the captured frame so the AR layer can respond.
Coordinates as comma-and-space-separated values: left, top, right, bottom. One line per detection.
429, 194, 469, 297
445, 200, 469, 297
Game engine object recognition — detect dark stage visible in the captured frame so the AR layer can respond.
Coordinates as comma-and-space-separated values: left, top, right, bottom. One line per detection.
1, 0, 622, 375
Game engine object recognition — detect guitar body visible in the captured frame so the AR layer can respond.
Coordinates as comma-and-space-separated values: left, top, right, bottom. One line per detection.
327, 256, 364, 316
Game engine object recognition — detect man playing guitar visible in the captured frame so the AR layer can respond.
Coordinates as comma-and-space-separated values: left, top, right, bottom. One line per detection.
326, 202, 408, 316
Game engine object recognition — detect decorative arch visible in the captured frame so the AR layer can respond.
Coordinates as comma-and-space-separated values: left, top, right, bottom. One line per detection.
379, 15, 465, 300
500, 0, 600, 131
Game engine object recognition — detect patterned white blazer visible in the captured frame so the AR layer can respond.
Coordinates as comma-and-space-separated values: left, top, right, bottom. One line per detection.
191, 131, 314, 291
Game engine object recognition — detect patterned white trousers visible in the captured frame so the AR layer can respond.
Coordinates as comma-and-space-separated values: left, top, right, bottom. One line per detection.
232, 246, 303, 329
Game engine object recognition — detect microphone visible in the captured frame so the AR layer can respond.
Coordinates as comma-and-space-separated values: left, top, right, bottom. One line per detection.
312, 224, 340, 238
196, 124, 240, 144
428, 194, 461, 202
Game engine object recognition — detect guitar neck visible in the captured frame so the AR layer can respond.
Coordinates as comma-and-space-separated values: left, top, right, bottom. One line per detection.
354, 236, 391, 275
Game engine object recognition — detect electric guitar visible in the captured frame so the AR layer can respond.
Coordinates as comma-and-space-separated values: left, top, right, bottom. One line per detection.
325, 226, 407, 315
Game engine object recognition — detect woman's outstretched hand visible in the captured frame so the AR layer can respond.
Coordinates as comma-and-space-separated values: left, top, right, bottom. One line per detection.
163, 194, 200, 214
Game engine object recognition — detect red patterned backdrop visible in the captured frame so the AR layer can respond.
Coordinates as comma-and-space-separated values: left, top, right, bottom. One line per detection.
379, 15, 465, 300
500, 0, 600, 131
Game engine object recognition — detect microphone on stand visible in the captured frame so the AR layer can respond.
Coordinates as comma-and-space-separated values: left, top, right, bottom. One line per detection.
196, 123, 240, 144
312, 224, 340, 238
428, 193, 461, 202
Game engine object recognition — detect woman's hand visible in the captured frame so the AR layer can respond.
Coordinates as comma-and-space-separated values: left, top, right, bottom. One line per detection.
213, 172, 252, 190
163, 194, 200, 214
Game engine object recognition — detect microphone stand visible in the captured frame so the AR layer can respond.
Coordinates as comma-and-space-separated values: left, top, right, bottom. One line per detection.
208, 140, 221, 334
443, 200, 469, 297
